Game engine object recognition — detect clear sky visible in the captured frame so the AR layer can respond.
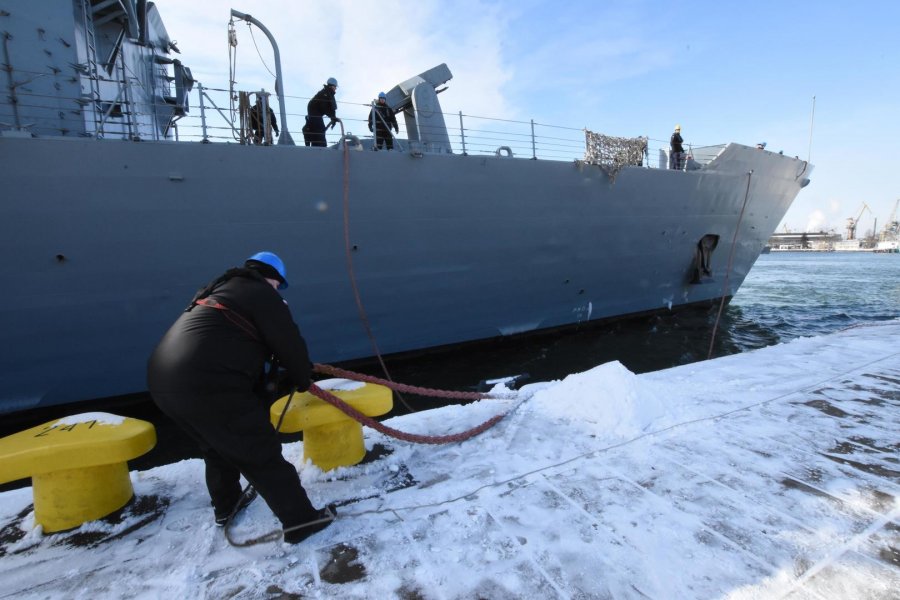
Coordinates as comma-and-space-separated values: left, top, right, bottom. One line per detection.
154, 0, 899, 236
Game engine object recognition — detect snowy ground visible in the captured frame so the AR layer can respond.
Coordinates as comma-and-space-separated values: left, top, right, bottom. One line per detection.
1, 321, 898, 599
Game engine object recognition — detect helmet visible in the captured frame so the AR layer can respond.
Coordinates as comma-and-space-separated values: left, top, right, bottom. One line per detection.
326, 77, 338, 87
378, 91, 386, 99
245, 251, 288, 289
674, 124, 681, 131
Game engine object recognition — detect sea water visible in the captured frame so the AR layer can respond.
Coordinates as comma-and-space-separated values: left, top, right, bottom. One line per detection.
730, 252, 900, 344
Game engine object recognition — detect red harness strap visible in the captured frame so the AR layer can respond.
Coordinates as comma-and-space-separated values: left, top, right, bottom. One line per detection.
195, 297, 261, 342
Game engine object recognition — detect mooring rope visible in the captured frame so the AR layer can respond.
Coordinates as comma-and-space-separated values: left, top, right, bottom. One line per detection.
313, 363, 517, 402
707, 170, 753, 359
222, 362, 524, 546
308, 382, 513, 445
338, 131, 417, 413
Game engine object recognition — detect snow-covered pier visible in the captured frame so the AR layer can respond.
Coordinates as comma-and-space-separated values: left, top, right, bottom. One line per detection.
1, 321, 898, 598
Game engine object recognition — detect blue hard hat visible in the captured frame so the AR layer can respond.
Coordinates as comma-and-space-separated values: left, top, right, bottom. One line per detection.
246, 251, 288, 289
326, 77, 338, 87
378, 91, 386, 99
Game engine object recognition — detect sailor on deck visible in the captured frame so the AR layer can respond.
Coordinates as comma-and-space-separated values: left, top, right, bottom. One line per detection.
670, 124, 685, 170
368, 92, 399, 150
147, 252, 334, 544
303, 77, 340, 147
249, 96, 279, 145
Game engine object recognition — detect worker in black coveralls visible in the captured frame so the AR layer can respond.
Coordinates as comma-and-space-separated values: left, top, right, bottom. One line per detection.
368, 91, 399, 150
669, 124, 684, 170
147, 251, 334, 544
249, 96, 279, 144
302, 77, 339, 147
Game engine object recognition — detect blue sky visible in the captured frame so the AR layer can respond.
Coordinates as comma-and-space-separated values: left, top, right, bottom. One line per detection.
155, 0, 899, 235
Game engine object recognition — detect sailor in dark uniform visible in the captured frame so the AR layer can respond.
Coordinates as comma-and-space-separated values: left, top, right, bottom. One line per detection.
302, 77, 339, 147
249, 97, 279, 144
368, 92, 399, 150
147, 251, 334, 544
670, 124, 684, 170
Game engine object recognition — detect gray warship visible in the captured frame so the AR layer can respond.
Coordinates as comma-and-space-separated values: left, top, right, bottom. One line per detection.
0, 1, 812, 414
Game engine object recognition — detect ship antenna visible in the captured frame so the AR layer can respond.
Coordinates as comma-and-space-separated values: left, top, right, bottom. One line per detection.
228, 17, 240, 140
807, 95, 816, 163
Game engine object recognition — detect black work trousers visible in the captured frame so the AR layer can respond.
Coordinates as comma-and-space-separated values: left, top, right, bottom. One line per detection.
303, 116, 327, 147
153, 390, 317, 527
374, 128, 394, 150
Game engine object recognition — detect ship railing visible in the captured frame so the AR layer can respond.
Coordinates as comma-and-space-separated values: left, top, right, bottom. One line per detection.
182, 85, 682, 165
166, 84, 733, 167
1, 71, 728, 169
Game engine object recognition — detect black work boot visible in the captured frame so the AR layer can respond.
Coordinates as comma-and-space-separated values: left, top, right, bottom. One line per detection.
215, 487, 258, 527
282, 505, 337, 544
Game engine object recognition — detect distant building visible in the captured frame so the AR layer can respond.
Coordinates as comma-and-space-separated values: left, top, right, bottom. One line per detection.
767, 231, 841, 251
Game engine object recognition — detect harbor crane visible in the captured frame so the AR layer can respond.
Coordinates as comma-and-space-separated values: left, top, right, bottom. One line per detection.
845, 202, 871, 240
881, 198, 900, 241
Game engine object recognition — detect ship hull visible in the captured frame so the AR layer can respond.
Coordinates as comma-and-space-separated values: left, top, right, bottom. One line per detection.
0, 137, 809, 413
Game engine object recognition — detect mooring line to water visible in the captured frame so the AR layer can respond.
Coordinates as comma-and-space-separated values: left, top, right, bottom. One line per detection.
708, 169, 753, 360
338, 136, 416, 413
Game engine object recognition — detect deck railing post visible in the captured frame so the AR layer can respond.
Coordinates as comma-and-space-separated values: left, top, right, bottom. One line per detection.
459, 111, 467, 155
531, 119, 537, 159
197, 82, 209, 142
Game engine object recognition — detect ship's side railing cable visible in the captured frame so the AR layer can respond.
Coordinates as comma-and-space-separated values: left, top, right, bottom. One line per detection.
3, 59, 739, 162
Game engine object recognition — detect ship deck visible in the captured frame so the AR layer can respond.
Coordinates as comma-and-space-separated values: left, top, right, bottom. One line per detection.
0, 321, 898, 598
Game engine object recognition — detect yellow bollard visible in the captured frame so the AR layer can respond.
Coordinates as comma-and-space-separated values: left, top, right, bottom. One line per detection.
0, 413, 156, 533
270, 380, 392, 472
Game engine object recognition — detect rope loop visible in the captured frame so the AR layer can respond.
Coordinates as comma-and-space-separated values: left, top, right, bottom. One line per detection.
313, 363, 516, 401
307, 364, 522, 445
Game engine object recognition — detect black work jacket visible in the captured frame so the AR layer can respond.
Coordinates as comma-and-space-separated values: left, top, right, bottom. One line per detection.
368, 102, 398, 132
250, 105, 278, 134
670, 132, 684, 153
147, 269, 311, 395
307, 86, 337, 120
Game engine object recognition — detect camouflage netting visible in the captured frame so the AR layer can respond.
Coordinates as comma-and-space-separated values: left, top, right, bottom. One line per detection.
583, 130, 648, 181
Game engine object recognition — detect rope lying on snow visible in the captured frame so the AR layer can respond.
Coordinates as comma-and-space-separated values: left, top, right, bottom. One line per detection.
310, 363, 520, 444
223, 367, 528, 547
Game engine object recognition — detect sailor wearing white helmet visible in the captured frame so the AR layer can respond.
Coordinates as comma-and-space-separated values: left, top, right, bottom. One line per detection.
670, 124, 685, 170
303, 77, 341, 147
